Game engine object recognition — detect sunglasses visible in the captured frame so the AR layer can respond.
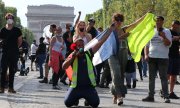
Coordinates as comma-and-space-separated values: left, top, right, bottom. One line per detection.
115, 17, 123, 22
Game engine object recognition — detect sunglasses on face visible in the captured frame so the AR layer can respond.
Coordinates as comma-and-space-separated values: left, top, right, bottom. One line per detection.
115, 17, 123, 22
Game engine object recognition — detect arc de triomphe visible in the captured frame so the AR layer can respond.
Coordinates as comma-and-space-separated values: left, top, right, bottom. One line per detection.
26, 4, 75, 41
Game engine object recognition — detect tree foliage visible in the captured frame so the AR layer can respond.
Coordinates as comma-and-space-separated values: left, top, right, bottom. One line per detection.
22, 27, 34, 44
0, 0, 5, 28
85, 0, 180, 29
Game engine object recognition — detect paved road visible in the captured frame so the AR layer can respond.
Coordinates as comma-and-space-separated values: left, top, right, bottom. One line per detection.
0, 60, 180, 108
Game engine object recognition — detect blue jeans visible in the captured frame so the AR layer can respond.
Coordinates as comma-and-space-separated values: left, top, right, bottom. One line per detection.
142, 59, 148, 76
148, 58, 169, 98
37, 54, 46, 77
64, 86, 100, 108
126, 72, 136, 85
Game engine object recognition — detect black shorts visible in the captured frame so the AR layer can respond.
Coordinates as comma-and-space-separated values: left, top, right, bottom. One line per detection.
168, 58, 179, 75
31, 55, 36, 62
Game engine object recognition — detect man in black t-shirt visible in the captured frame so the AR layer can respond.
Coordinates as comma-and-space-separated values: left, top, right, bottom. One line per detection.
39, 24, 56, 83
168, 20, 180, 99
63, 24, 73, 57
19, 37, 29, 75
0, 13, 22, 93
86, 18, 98, 39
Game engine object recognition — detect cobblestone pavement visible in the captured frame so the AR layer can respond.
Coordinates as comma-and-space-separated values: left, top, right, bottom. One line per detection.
0, 61, 180, 108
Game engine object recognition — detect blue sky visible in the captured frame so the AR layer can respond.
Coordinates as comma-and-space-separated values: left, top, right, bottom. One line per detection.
2, 0, 103, 27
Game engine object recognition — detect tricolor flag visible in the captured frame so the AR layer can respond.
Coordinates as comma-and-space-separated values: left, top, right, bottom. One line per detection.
66, 13, 156, 80
85, 13, 156, 65
85, 29, 117, 66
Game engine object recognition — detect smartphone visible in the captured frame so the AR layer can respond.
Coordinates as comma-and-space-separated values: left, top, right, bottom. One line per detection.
158, 27, 163, 35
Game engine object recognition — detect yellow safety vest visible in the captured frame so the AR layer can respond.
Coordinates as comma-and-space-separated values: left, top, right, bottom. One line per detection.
70, 51, 96, 88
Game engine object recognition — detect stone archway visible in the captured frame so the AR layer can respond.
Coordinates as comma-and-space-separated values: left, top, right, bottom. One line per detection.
26, 4, 75, 43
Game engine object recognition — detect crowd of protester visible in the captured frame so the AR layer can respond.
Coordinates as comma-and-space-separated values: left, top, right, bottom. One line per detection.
0, 11, 179, 108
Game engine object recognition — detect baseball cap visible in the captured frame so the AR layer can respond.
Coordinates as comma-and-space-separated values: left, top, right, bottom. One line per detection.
173, 20, 180, 25
88, 18, 95, 23
156, 16, 164, 21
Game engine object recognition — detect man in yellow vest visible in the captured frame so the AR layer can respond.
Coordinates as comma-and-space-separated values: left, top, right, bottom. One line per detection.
62, 23, 115, 108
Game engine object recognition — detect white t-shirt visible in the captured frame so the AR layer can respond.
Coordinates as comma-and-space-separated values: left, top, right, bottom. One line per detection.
148, 28, 172, 58
31, 43, 38, 55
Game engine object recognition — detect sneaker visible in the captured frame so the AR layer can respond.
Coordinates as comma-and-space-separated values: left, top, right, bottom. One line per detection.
142, 96, 154, 102
52, 85, 61, 90
169, 92, 179, 99
117, 97, 123, 106
8, 88, 16, 93
39, 78, 48, 83
164, 97, 170, 103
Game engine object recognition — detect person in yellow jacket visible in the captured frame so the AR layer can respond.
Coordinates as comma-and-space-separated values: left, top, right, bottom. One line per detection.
62, 23, 115, 108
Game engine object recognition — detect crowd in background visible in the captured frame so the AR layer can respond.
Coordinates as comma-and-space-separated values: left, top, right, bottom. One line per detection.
0, 12, 179, 108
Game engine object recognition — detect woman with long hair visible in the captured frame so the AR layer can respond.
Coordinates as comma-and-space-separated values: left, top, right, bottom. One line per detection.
49, 26, 66, 89
73, 21, 92, 45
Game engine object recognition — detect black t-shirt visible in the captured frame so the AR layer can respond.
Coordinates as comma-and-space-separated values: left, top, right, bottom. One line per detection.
0, 27, 22, 54
87, 27, 97, 39
20, 40, 29, 54
169, 30, 180, 58
76, 49, 94, 87
63, 31, 72, 53
36, 43, 46, 55
126, 59, 136, 73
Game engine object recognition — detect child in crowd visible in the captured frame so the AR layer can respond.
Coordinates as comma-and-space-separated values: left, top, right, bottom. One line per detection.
125, 50, 136, 89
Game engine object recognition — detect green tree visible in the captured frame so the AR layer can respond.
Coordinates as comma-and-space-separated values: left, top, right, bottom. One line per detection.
22, 27, 34, 44
85, 9, 104, 29
5, 6, 18, 26
0, 0, 5, 28
0, 1, 34, 44
86, 0, 180, 29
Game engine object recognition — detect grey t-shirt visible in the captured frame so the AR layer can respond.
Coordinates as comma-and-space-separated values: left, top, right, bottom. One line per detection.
148, 28, 172, 58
